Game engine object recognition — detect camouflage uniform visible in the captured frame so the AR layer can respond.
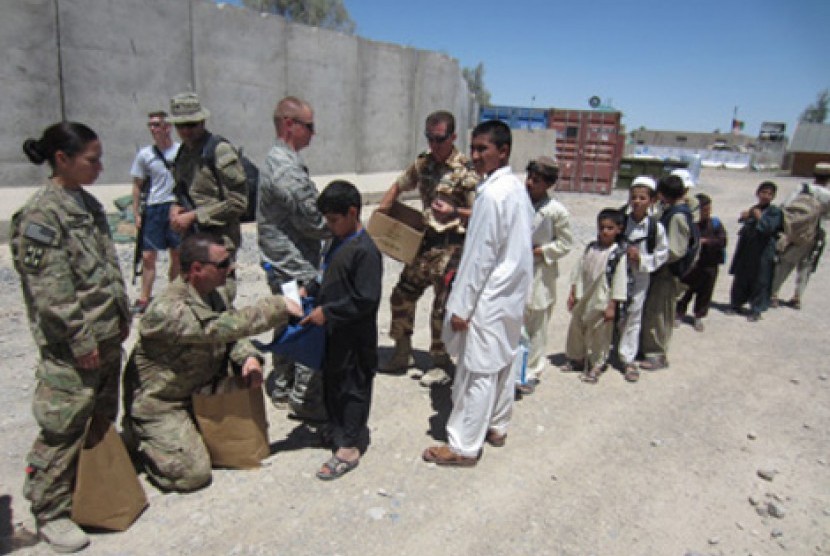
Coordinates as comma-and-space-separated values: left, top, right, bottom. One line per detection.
174, 132, 247, 299
122, 278, 291, 492
10, 183, 131, 523
388, 148, 479, 360
257, 139, 330, 419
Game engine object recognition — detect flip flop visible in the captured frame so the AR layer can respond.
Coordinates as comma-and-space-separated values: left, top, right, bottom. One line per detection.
316, 455, 359, 480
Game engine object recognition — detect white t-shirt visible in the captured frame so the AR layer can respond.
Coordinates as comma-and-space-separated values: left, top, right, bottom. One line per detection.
130, 142, 180, 206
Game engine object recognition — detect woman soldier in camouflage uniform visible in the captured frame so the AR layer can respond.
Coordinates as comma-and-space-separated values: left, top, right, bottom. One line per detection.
11, 122, 132, 553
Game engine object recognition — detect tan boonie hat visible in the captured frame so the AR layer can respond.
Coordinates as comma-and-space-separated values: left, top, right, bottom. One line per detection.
814, 162, 830, 177
168, 92, 210, 124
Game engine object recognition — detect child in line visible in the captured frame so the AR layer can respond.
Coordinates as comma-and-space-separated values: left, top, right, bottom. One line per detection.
301, 180, 383, 480
676, 194, 727, 331
520, 156, 573, 395
562, 209, 628, 384
639, 175, 695, 370
618, 177, 668, 382
728, 181, 782, 321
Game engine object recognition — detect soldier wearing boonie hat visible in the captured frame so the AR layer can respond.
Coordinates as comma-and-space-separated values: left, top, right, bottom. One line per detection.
771, 161, 830, 309
167, 92, 247, 300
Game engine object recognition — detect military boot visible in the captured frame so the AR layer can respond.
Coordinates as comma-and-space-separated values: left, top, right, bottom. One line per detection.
38, 518, 89, 553
379, 337, 413, 373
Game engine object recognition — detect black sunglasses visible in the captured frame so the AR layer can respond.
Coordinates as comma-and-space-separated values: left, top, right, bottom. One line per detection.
174, 122, 200, 129
425, 132, 451, 143
200, 257, 232, 269
291, 117, 315, 134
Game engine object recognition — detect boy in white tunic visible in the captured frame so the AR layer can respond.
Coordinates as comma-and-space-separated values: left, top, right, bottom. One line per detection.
422, 120, 533, 466
618, 177, 668, 382
562, 209, 628, 384
520, 156, 573, 395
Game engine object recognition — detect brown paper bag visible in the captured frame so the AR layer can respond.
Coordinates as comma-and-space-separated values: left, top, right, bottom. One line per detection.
192, 376, 269, 469
71, 416, 148, 531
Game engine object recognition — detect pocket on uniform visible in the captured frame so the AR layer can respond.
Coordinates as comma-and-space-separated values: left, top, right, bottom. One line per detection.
31, 376, 93, 437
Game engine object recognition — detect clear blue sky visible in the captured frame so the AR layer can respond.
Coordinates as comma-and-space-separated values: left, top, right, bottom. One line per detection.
222, 0, 829, 136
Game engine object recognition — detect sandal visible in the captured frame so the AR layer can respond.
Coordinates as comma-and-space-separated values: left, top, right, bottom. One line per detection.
559, 360, 584, 373
316, 454, 359, 480
485, 429, 507, 448
580, 365, 603, 384
422, 445, 478, 467
624, 364, 640, 383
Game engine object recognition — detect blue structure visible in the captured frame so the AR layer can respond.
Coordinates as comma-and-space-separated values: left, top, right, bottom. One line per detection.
479, 105, 548, 130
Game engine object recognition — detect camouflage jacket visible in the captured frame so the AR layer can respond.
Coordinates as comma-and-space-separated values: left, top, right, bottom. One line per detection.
126, 278, 290, 409
257, 139, 330, 286
394, 147, 480, 233
10, 182, 131, 358
174, 132, 247, 252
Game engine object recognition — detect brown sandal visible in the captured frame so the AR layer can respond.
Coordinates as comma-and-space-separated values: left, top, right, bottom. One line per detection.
580, 365, 603, 384
624, 364, 640, 383
422, 445, 478, 467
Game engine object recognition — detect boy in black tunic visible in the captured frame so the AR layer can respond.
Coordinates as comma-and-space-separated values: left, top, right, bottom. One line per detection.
301, 180, 383, 480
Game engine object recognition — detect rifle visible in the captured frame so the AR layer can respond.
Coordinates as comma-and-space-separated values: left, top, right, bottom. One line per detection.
132, 177, 149, 285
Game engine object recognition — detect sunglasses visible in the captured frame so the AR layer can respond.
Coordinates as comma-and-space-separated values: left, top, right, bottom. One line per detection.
425, 132, 451, 144
201, 257, 232, 269
290, 117, 315, 134
174, 122, 200, 129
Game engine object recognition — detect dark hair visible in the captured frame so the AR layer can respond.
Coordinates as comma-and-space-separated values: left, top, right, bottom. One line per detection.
425, 111, 456, 135
180, 232, 222, 273
317, 180, 362, 215
22, 121, 98, 169
696, 193, 712, 207
526, 160, 559, 185
756, 181, 777, 195
598, 208, 625, 229
656, 175, 686, 201
472, 120, 512, 152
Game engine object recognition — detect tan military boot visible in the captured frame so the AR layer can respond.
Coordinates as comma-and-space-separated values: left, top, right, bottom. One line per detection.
379, 337, 413, 373
38, 518, 89, 553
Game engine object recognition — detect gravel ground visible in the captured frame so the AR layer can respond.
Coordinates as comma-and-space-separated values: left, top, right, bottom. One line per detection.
1, 167, 829, 555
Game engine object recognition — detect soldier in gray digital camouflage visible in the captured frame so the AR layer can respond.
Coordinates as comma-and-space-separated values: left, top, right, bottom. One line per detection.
257, 96, 331, 421
377, 110, 480, 387
12, 122, 132, 553
121, 232, 302, 493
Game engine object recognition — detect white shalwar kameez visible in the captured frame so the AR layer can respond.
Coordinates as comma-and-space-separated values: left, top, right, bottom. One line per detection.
618, 215, 668, 365
441, 166, 534, 458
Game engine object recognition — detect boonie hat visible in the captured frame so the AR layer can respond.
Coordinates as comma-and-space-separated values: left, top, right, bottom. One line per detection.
168, 92, 210, 124
631, 175, 656, 190
670, 168, 695, 189
815, 162, 830, 177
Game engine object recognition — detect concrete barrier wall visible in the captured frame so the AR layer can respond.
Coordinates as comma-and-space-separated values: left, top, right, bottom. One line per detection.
0, 0, 471, 186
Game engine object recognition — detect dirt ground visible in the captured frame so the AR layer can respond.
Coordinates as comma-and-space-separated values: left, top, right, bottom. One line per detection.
0, 167, 828, 556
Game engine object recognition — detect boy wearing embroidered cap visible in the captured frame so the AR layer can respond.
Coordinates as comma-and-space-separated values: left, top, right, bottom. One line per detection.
617, 176, 668, 382
519, 156, 573, 395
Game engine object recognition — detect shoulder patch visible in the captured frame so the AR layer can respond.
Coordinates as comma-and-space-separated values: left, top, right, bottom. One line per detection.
23, 222, 58, 245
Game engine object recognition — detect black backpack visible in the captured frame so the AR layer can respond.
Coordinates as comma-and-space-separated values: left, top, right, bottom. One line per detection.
201, 134, 259, 223
660, 203, 700, 278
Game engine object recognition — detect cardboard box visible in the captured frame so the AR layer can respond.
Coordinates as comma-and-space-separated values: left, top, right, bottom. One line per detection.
367, 201, 425, 264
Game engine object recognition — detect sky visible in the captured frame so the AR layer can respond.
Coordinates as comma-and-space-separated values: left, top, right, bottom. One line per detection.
222, 0, 829, 136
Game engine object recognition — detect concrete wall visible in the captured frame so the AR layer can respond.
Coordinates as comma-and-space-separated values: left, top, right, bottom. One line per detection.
0, 0, 472, 186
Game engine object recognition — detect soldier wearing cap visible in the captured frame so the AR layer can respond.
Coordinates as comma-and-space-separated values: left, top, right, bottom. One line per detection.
168, 92, 247, 298
771, 162, 830, 309
377, 110, 480, 387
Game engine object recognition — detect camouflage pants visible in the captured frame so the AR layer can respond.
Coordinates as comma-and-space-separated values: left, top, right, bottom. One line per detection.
388, 244, 460, 359
23, 337, 122, 523
264, 279, 326, 421
122, 403, 211, 493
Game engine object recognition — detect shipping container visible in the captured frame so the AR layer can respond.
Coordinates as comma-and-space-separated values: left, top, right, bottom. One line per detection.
547, 109, 624, 194
479, 105, 548, 130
